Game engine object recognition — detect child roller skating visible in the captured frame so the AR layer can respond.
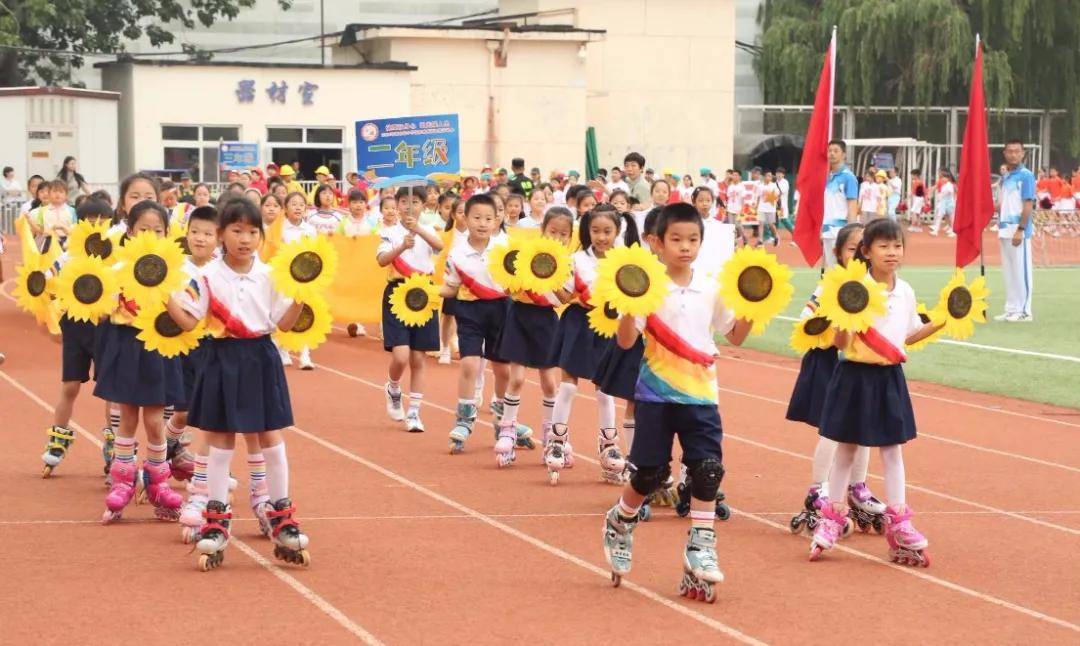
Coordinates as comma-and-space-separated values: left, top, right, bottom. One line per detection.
195, 501, 231, 571
847, 481, 886, 533
543, 423, 574, 485
789, 484, 822, 534
884, 504, 930, 567
140, 458, 183, 520
492, 399, 536, 450
267, 498, 310, 566
41, 426, 75, 478
679, 527, 723, 603
180, 480, 209, 544
597, 428, 628, 485
602, 506, 636, 586
102, 455, 137, 524
675, 463, 730, 520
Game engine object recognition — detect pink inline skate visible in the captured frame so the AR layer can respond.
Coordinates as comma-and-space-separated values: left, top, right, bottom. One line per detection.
179, 480, 209, 544
142, 462, 183, 521
808, 499, 847, 561
884, 504, 930, 567
102, 461, 137, 524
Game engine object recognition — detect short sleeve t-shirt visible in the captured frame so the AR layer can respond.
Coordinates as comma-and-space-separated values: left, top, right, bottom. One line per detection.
998, 164, 1036, 239
822, 166, 859, 237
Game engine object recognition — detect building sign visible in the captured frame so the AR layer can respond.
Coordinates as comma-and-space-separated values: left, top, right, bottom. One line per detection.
235, 79, 318, 105
871, 152, 895, 169
219, 142, 259, 171
355, 113, 460, 178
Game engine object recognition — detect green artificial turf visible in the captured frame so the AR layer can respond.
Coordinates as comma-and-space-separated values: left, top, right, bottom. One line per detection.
739, 265, 1080, 410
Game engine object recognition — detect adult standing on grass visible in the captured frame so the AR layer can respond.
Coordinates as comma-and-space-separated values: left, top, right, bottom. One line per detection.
996, 139, 1036, 323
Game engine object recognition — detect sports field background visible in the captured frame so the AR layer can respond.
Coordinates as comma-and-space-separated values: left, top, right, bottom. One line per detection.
742, 265, 1080, 410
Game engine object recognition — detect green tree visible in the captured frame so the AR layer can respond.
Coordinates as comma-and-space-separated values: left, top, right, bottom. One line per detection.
755, 0, 1080, 156
0, 0, 292, 87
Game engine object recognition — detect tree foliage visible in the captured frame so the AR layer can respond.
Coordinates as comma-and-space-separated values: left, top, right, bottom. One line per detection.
756, 0, 1080, 155
0, 0, 292, 87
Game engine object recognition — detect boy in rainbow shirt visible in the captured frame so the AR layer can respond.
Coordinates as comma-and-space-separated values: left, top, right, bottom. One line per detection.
602, 203, 751, 602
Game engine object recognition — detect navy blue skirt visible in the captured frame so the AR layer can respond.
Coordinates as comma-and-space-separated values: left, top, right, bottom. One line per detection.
818, 361, 917, 446
785, 347, 839, 428
175, 340, 211, 412
188, 336, 294, 433
549, 304, 608, 380
495, 300, 558, 369
595, 337, 644, 400
93, 322, 185, 407
381, 282, 440, 352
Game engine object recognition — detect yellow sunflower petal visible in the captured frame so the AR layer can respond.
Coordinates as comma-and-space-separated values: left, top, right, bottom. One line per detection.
815, 259, 888, 333
52, 255, 120, 323
515, 236, 573, 294
67, 219, 120, 262
789, 315, 836, 354
133, 304, 206, 358
269, 235, 339, 302
593, 244, 670, 317
907, 302, 946, 352
169, 220, 191, 255
388, 275, 441, 327
114, 231, 186, 309
13, 250, 56, 324
587, 300, 621, 338
718, 246, 794, 335
934, 269, 989, 340
275, 294, 333, 351
488, 238, 526, 292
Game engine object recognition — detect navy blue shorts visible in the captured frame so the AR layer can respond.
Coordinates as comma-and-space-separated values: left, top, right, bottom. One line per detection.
454, 298, 509, 362
495, 301, 558, 369
188, 336, 294, 433
630, 401, 723, 467
60, 316, 97, 383
381, 281, 440, 352
441, 296, 457, 317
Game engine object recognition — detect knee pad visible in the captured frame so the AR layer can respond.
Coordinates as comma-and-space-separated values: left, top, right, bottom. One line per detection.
630, 464, 671, 497
686, 458, 724, 501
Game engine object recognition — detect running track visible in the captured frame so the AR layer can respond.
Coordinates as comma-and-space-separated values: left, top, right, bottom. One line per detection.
1, 262, 1078, 644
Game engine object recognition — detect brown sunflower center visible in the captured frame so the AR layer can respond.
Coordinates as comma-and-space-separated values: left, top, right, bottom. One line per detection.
27, 270, 47, 297
85, 233, 113, 259
837, 280, 870, 314
289, 251, 323, 283
530, 252, 557, 280
153, 311, 183, 338
946, 286, 972, 319
603, 302, 619, 320
802, 316, 830, 336
404, 287, 430, 312
134, 254, 168, 287
73, 274, 104, 304
292, 304, 315, 333
737, 266, 773, 302
615, 265, 650, 298
503, 249, 519, 275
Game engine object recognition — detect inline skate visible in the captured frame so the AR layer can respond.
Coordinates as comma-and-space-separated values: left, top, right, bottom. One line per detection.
597, 428, 628, 485
267, 498, 310, 566
491, 400, 535, 449
195, 501, 231, 571
543, 423, 574, 485
41, 426, 75, 478
789, 485, 822, 534
808, 499, 847, 561
884, 505, 930, 567
847, 482, 886, 534
602, 506, 636, 587
448, 401, 477, 454
179, 480, 209, 544
679, 527, 723, 603
102, 460, 137, 524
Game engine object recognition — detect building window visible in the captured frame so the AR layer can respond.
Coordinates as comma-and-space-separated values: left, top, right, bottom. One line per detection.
267, 126, 343, 144
268, 127, 303, 143
161, 124, 242, 182
307, 128, 343, 144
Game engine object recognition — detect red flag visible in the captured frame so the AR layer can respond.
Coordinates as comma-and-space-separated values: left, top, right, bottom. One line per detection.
793, 32, 835, 267
953, 38, 994, 268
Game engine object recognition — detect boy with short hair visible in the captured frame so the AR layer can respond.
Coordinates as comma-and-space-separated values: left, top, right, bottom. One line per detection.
602, 203, 751, 601
35, 180, 76, 252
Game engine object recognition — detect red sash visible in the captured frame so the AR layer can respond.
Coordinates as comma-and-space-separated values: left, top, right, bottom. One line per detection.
205, 278, 261, 339
391, 255, 420, 278
524, 290, 557, 307
574, 271, 592, 305
454, 264, 506, 301
856, 327, 906, 364
645, 314, 715, 367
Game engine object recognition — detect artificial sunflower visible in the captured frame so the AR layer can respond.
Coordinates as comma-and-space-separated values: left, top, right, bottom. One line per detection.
587, 300, 621, 338
515, 237, 573, 294
114, 231, 185, 309
13, 247, 58, 325
275, 294, 332, 351
815, 260, 887, 333
389, 274, 441, 327
593, 244, 670, 317
488, 238, 526, 292
907, 303, 946, 352
67, 219, 119, 262
269, 235, 339, 302
169, 220, 191, 255
934, 269, 989, 340
718, 246, 794, 335
789, 315, 836, 354
133, 304, 206, 358
52, 255, 119, 323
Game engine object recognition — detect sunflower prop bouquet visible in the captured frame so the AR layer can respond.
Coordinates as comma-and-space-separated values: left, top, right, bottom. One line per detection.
270, 236, 339, 303
389, 275, 442, 327
933, 269, 988, 340
593, 244, 670, 317
275, 294, 332, 352
789, 314, 836, 354
168, 219, 191, 255
815, 260, 888, 333
13, 244, 60, 325
115, 231, 186, 309
133, 304, 207, 358
67, 219, 120, 262
906, 303, 946, 352
718, 246, 794, 335
53, 255, 119, 323
587, 300, 621, 338
488, 237, 527, 292
515, 237, 572, 294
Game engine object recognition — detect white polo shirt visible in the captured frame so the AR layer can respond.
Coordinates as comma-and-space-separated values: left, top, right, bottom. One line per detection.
444, 237, 507, 302
182, 257, 293, 338
307, 210, 342, 235
570, 247, 600, 306
377, 222, 438, 280
843, 277, 921, 365
282, 219, 316, 244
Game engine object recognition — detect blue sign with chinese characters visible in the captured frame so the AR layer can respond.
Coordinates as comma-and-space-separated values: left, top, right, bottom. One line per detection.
355, 114, 460, 178
219, 142, 259, 171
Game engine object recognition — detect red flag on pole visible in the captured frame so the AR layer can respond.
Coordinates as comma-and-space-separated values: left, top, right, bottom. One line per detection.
793, 30, 836, 267
953, 36, 994, 269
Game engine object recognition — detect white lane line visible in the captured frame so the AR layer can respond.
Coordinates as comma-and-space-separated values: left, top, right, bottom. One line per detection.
311, 360, 1080, 634
289, 422, 768, 646
0, 369, 384, 645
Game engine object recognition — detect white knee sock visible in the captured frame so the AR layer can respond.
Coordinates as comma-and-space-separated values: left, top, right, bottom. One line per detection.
552, 382, 576, 426
207, 446, 234, 504
851, 445, 871, 483
879, 444, 906, 507
596, 392, 616, 430
262, 442, 290, 502
826, 442, 858, 506
811, 437, 839, 491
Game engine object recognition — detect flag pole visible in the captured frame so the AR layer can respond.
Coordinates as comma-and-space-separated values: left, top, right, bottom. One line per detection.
975, 33, 987, 278
821, 25, 837, 275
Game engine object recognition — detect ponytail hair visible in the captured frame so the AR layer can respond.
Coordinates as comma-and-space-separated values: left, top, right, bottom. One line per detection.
620, 211, 641, 247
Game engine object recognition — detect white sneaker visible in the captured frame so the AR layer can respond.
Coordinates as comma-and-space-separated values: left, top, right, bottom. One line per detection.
947, 231, 956, 238
993, 312, 1011, 322
279, 347, 293, 366
438, 348, 451, 365
1006, 312, 1033, 323
405, 411, 425, 433
298, 349, 314, 370
385, 383, 405, 421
